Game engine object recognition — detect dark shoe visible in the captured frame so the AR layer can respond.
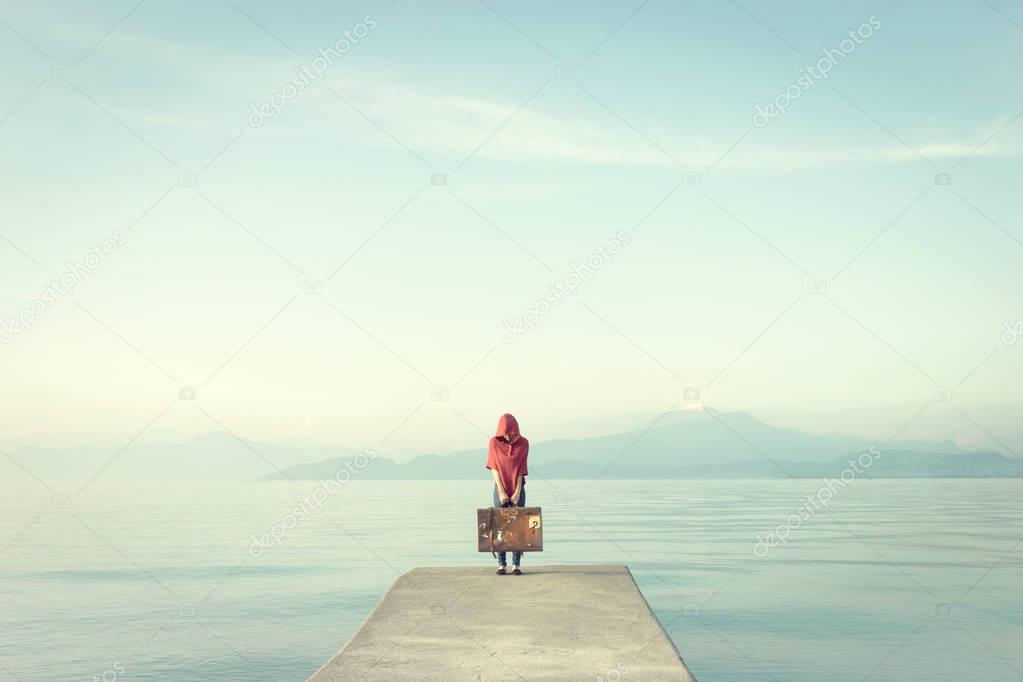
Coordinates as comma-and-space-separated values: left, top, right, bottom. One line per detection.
496, 566, 507, 575
511, 567, 522, 575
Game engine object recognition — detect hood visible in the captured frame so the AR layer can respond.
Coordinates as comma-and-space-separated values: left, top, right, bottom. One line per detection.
495, 413, 520, 439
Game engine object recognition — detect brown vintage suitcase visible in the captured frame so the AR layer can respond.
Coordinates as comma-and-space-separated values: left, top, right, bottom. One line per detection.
477, 506, 543, 553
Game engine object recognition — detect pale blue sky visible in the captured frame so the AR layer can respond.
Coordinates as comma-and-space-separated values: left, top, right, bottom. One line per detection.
1, 0, 1021, 458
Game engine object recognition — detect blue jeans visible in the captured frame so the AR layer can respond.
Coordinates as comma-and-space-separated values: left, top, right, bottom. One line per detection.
492, 485, 525, 567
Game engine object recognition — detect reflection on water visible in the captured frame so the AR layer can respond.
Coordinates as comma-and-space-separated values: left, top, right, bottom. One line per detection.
1, 479, 1021, 681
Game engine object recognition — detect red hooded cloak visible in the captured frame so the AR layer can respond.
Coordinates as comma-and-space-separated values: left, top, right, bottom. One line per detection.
485, 413, 529, 498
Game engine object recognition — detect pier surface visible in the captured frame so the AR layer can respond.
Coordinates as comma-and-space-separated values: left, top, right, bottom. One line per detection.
308, 564, 696, 681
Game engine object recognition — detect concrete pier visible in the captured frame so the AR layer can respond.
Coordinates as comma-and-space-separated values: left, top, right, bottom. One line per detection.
308, 564, 697, 681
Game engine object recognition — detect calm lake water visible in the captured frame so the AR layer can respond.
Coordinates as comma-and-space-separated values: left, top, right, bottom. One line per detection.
1, 479, 1021, 681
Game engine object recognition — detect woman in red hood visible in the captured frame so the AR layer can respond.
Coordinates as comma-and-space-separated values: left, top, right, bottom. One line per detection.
486, 413, 529, 575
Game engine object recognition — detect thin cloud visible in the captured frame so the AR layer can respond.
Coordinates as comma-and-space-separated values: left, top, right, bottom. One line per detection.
44, 20, 1023, 172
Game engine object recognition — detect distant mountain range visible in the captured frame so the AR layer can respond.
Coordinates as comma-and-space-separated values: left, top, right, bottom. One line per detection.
267, 407, 1023, 481
0, 431, 359, 483
5, 408, 1019, 484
